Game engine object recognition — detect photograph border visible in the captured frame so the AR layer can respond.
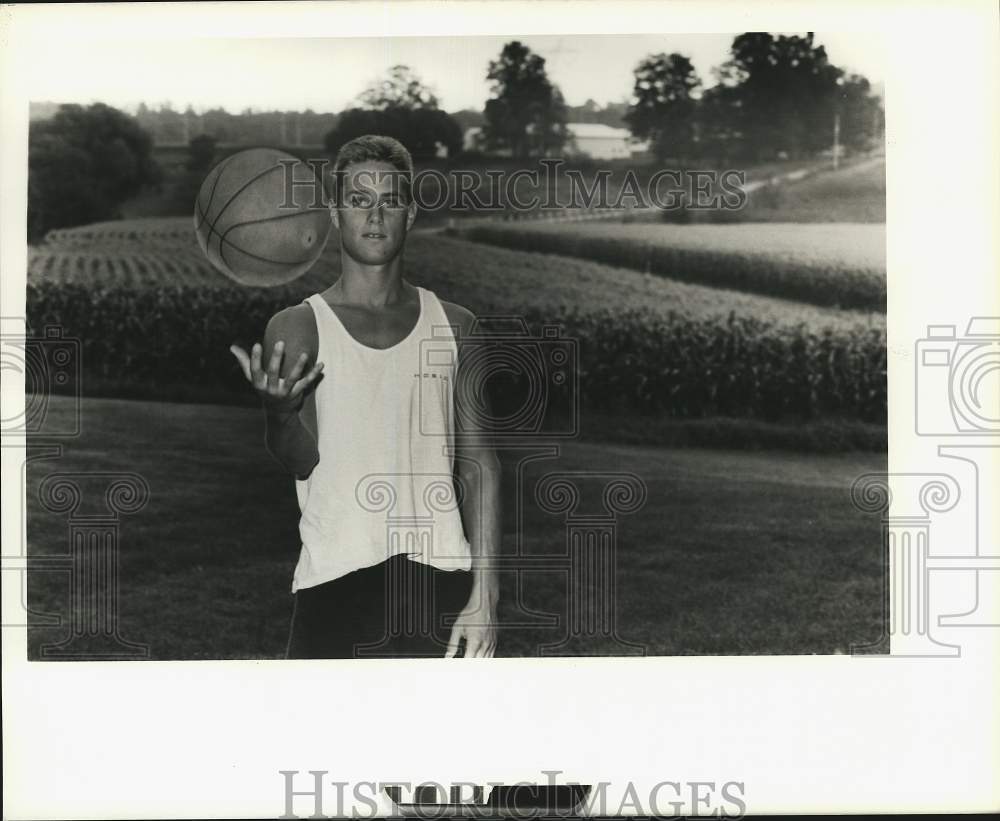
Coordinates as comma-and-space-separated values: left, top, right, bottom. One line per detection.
3, 1, 998, 818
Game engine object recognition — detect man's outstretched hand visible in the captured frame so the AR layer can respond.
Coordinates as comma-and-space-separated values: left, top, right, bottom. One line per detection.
230, 340, 324, 414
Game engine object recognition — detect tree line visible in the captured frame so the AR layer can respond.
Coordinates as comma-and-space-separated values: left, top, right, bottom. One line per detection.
474, 33, 881, 162
28, 32, 883, 240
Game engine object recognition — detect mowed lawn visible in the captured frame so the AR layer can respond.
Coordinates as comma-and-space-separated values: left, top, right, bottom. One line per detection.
26, 395, 887, 659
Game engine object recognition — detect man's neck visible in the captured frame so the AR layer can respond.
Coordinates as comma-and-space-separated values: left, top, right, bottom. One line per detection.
332, 263, 411, 309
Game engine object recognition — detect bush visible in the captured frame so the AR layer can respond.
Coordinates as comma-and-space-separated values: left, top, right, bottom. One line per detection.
28, 104, 161, 243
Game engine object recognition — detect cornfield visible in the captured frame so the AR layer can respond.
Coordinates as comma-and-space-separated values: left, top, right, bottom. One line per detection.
452, 221, 886, 312
26, 281, 886, 424
24, 217, 886, 424
28, 218, 885, 333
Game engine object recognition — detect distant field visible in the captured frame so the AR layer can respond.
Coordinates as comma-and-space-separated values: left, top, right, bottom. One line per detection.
736, 158, 886, 223
451, 220, 886, 311
465, 221, 886, 270
639, 157, 887, 224
29, 217, 885, 333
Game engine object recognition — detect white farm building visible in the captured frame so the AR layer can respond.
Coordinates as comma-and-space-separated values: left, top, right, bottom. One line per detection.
564, 123, 633, 159
463, 123, 645, 159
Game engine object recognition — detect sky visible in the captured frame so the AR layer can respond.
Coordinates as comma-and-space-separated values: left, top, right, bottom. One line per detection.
26, 32, 885, 115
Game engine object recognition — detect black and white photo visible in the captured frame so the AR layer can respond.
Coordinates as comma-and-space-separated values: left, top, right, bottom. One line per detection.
2, 2, 997, 819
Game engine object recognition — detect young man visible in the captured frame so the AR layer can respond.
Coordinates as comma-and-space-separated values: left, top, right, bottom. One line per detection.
230, 135, 501, 659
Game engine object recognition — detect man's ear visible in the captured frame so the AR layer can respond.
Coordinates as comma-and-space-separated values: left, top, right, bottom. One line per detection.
329, 201, 340, 231
405, 199, 417, 232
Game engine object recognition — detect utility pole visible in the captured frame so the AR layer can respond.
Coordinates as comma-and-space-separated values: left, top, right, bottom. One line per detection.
832, 109, 841, 170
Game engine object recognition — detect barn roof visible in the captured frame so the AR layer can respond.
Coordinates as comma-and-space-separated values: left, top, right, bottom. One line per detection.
567, 123, 631, 139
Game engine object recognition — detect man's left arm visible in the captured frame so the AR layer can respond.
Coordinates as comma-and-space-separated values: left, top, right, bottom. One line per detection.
445, 303, 502, 658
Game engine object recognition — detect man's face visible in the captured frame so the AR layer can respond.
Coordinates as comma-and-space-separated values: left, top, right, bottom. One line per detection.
331, 160, 416, 266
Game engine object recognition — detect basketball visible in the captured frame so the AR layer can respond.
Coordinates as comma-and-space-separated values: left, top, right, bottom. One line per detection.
194, 148, 331, 287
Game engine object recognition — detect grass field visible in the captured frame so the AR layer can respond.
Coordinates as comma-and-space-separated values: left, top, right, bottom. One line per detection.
736, 158, 886, 223
634, 157, 887, 224
25, 396, 887, 659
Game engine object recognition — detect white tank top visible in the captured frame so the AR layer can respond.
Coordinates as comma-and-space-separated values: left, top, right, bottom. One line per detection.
291, 285, 473, 592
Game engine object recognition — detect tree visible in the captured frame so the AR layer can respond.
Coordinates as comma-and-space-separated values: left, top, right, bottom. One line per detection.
482, 41, 568, 158
696, 82, 744, 164
450, 108, 485, 132
324, 108, 462, 161
186, 134, 218, 173
326, 65, 462, 160
712, 32, 843, 161
154, 100, 186, 144
359, 64, 439, 110
27, 103, 161, 242
566, 99, 629, 128
325, 108, 382, 156
324, 108, 462, 160
408, 108, 463, 158
836, 73, 884, 152
695, 33, 884, 163
201, 107, 234, 143
530, 85, 570, 157
625, 53, 701, 161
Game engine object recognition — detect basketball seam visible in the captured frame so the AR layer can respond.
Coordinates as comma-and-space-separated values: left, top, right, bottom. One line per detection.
219, 210, 324, 268
209, 163, 283, 265
195, 152, 238, 232
207, 161, 285, 240
195, 198, 321, 268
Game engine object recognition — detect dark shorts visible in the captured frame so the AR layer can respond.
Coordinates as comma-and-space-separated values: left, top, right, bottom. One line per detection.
285, 554, 474, 659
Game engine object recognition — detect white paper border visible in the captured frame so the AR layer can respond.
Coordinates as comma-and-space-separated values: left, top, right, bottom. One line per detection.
3, 1, 999, 818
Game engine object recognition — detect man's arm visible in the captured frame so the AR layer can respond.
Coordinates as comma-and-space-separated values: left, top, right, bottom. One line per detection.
260, 306, 321, 481
444, 301, 502, 657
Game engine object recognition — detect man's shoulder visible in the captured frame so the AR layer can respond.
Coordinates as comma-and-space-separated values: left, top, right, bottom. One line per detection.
264, 301, 318, 356
435, 297, 476, 338
267, 301, 315, 328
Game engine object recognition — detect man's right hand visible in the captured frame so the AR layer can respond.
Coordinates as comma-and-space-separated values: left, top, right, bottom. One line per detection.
229, 340, 324, 415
